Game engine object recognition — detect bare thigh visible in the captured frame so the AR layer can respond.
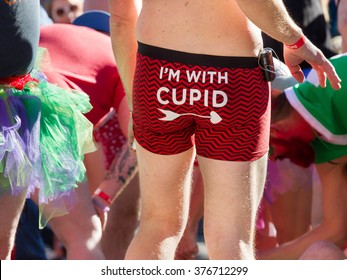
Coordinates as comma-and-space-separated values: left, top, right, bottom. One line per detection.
198, 154, 268, 259
46, 183, 104, 260
136, 142, 195, 225
124, 143, 196, 259
0, 189, 27, 259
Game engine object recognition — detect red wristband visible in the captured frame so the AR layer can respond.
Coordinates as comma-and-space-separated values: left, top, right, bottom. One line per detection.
285, 36, 305, 49
94, 188, 112, 205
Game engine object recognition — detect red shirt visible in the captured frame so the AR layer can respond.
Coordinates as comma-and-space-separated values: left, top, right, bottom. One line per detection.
39, 24, 125, 125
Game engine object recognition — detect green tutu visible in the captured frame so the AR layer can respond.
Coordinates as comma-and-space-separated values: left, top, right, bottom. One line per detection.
0, 49, 96, 228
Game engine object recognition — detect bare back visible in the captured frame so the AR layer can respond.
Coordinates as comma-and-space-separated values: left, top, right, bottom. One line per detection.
137, 0, 263, 57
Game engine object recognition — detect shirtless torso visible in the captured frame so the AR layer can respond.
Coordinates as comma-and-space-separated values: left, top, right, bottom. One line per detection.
137, 0, 262, 57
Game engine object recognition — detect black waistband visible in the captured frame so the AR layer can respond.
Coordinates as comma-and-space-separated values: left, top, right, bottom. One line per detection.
138, 42, 259, 69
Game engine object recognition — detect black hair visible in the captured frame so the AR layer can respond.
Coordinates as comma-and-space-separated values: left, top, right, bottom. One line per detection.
271, 92, 293, 124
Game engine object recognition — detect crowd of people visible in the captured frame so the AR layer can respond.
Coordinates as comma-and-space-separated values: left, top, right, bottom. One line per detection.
1, 0, 346, 261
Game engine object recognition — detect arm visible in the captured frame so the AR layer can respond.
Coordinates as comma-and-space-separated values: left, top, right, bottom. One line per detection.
108, 0, 138, 112
338, 0, 347, 52
258, 158, 347, 259
235, 0, 341, 89
235, 0, 301, 45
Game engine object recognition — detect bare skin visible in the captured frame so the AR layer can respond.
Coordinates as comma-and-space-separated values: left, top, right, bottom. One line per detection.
0, 189, 27, 259
269, 179, 313, 244
175, 165, 204, 260
45, 182, 105, 260
108, 0, 341, 260
261, 101, 347, 259
259, 155, 347, 259
256, 158, 313, 253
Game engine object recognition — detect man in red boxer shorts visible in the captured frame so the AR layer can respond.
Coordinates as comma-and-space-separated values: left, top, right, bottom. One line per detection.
109, 0, 341, 260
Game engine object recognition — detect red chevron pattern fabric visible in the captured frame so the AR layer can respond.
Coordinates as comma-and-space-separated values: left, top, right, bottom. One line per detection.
93, 109, 127, 170
132, 43, 270, 161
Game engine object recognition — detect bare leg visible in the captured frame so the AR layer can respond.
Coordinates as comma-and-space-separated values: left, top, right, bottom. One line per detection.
47, 183, 105, 260
175, 164, 204, 260
0, 189, 27, 260
102, 173, 140, 259
125, 142, 195, 260
200, 154, 267, 259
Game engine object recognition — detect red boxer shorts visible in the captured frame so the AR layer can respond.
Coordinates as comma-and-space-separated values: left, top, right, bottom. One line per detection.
132, 42, 270, 161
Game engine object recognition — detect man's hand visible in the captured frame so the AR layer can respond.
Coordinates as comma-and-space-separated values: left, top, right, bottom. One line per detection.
283, 37, 341, 90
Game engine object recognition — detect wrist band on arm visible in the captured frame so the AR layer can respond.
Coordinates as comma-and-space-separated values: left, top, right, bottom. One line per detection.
94, 188, 112, 205
285, 36, 306, 49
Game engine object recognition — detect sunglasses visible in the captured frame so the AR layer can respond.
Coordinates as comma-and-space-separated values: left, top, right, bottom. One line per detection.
54, 4, 79, 17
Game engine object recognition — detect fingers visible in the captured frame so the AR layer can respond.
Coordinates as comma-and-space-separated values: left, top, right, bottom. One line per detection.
320, 60, 341, 90
287, 64, 305, 83
314, 66, 327, 88
283, 43, 341, 90
311, 60, 341, 90
309, 48, 342, 89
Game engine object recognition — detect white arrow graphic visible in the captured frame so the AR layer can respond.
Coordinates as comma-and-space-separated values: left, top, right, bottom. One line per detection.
158, 108, 222, 124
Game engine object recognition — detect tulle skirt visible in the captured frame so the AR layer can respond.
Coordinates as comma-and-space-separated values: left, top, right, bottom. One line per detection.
0, 58, 96, 227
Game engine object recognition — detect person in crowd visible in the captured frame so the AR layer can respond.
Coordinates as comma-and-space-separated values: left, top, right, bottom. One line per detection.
259, 53, 347, 259
78, 3, 204, 260
13, 10, 141, 260
255, 59, 315, 253
40, 11, 139, 259
257, 0, 336, 255
108, 0, 341, 260
0, 0, 95, 260
41, 0, 83, 23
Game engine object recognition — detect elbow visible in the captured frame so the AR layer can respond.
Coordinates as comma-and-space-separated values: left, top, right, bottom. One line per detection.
109, 13, 133, 29
109, 13, 138, 39
109, 8, 138, 28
